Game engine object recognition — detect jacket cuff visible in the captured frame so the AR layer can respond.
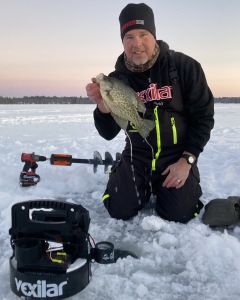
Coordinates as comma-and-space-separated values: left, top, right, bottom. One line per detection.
184, 146, 201, 159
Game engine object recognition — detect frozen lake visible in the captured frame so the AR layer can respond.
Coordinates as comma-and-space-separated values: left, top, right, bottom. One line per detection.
0, 103, 240, 300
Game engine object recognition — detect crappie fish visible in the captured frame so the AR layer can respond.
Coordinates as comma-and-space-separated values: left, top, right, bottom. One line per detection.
96, 73, 155, 138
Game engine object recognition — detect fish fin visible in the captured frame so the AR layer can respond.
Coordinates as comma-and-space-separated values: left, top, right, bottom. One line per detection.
137, 99, 146, 114
137, 119, 155, 138
112, 114, 128, 130
103, 101, 111, 112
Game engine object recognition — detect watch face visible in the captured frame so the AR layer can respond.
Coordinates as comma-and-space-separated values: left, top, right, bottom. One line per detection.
188, 156, 195, 164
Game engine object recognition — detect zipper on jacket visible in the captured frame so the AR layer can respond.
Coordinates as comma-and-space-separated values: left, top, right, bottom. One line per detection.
152, 106, 161, 171
171, 117, 177, 144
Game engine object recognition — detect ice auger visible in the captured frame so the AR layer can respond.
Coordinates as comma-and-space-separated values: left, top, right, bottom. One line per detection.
19, 151, 122, 187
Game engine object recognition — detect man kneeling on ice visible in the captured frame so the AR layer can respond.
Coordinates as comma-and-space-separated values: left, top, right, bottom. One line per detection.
86, 3, 214, 223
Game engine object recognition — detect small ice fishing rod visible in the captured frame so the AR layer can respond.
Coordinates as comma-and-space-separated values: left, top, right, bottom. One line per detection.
20, 151, 122, 187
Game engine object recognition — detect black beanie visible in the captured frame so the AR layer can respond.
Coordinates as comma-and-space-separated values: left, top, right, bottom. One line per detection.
119, 3, 156, 40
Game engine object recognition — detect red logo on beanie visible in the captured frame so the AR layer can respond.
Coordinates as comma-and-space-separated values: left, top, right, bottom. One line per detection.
121, 20, 144, 32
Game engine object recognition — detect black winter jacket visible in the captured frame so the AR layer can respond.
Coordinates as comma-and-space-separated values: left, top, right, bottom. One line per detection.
94, 40, 214, 171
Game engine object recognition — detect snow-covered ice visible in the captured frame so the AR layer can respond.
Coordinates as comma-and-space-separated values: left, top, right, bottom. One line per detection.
0, 103, 240, 300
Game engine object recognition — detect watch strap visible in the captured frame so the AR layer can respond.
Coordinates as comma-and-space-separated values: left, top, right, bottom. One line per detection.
181, 154, 195, 165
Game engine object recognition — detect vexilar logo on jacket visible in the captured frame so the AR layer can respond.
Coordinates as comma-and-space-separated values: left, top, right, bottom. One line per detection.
137, 84, 172, 104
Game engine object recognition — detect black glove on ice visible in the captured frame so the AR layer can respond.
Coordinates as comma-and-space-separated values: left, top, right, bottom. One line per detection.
202, 196, 240, 227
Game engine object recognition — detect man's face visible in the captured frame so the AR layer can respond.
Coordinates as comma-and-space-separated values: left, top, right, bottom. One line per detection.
122, 29, 156, 65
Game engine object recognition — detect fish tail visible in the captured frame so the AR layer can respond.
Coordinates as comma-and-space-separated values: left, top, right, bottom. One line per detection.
138, 119, 155, 138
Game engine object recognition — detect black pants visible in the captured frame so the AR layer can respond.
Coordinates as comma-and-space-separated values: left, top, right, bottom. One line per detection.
102, 156, 203, 223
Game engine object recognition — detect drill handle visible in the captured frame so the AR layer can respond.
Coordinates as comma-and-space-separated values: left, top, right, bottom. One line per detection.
22, 161, 38, 173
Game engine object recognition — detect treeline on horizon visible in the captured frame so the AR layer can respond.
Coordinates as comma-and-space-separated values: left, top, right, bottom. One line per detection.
0, 96, 239, 104
0, 96, 93, 104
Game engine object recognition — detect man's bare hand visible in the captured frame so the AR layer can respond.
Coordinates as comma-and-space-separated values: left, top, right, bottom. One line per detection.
161, 158, 192, 189
86, 78, 110, 113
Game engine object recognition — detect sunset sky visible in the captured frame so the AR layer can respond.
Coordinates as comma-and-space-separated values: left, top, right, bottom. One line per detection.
0, 0, 239, 98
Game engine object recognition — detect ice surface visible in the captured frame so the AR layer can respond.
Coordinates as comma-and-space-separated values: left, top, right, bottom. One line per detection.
0, 104, 240, 300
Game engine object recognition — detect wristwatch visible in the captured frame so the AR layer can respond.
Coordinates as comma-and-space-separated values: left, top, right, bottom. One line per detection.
181, 154, 195, 165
